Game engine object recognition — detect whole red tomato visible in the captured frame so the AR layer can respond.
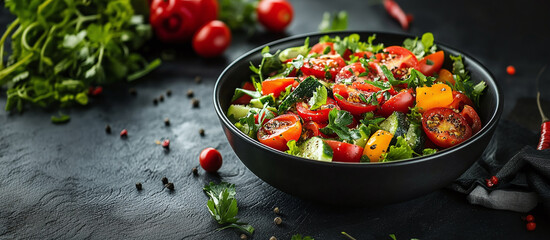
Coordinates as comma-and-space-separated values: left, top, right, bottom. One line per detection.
199, 147, 223, 172
150, 0, 218, 42
192, 20, 232, 58
257, 0, 294, 32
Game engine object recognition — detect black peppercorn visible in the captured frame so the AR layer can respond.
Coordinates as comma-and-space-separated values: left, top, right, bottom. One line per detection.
187, 90, 194, 98
135, 182, 142, 190
165, 182, 174, 190
192, 98, 199, 108
199, 128, 205, 136
164, 118, 170, 126
192, 167, 198, 176
153, 98, 158, 105
159, 94, 164, 102
162, 177, 168, 185
166, 89, 172, 96
105, 124, 111, 134
129, 88, 137, 96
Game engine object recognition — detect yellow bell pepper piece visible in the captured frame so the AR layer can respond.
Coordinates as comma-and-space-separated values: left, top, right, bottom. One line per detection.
415, 83, 453, 112
363, 130, 394, 162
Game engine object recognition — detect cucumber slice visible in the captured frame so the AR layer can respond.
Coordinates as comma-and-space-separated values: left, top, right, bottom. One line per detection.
227, 105, 255, 122
379, 112, 409, 144
278, 76, 324, 114
405, 123, 426, 154
298, 137, 333, 162
249, 94, 276, 108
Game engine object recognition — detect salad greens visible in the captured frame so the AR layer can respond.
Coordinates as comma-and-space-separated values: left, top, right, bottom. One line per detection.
228, 32, 486, 163
0, 0, 160, 118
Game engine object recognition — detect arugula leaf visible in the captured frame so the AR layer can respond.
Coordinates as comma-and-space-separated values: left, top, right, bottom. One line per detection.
382, 136, 415, 161
308, 85, 328, 110
279, 38, 310, 62
320, 109, 359, 141
204, 182, 254, 235
231, 88, 262, 102
449, 55, 487, 106
250, 46, 283, 82
402, 32, 437, 59
318, 11, 348, 32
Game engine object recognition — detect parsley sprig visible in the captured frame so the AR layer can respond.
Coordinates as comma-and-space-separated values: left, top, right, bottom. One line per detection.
204, 182, 254, 235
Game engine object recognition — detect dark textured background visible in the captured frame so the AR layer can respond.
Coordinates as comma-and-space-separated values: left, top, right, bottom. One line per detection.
1, 0, 550, 239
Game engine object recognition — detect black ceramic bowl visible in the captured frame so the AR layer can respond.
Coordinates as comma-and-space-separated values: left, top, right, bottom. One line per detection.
214, 31, 503, 206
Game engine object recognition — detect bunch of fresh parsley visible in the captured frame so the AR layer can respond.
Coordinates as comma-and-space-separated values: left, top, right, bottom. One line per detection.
0, 0, 160, 115
203, 182, 254, 235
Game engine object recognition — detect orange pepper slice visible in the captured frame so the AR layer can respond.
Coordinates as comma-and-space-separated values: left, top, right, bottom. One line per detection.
415, 83, 453, 112
363, 130, 394, 162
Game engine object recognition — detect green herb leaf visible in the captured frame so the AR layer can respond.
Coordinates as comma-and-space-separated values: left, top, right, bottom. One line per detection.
51, 113, 70, 124
320, 109, 357, 141
203, 182, 254, 235
319, 11, 348, 32
286, 140, 301, 156
309, 85, 328, 110
382, 136, 415, 161
292, 234, 315, 240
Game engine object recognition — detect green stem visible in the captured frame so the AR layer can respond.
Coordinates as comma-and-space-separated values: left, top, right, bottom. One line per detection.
0, 18, 20, 70
37, 0, 54, 26
39, 25, 57, 73
0, 53, 34, 84
21, 22, 40, 51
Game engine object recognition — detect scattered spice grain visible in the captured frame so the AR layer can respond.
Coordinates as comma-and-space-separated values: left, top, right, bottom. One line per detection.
105, 124, 111, 134
135, 182, 142, 190
162, 177, 169, 185
192, 167, 198, 175
273, 207, 280, 214
194, 76, 202, 83
199, 128, 205, 136
269, 237, 277, 240
165, 182, 175, 190
187, 89, 194, 98
166, 89, 172, 96
164, 118, 171, 126
153, 98, 158, 105
192, 98, 200, 108
240, 234, 247, 240
159, 94, 164, 102
274, 217, 282, 225
162, 139, 170, 148
120, 129, 128, 137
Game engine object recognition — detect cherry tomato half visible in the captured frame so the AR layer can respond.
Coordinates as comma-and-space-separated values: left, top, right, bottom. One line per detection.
257, 0, 293, 32
301, 55, 346, 81
261, 77, 296, 98
303, 121, 329, 139
257, 113, 302, 151
380, 46, 419, 70
199, 147, 223, 172
422, 107, 473, 148
192, 20, 231, 58
436, 69, 455, 85
332, 84, 382, 116
232, 82, 256, 105
324, 140, 364, 162
296, 97, 339, 123
377, 89, 415, 117
418, 51, 444, 76
447, 91, 474, 111
460, 105, 482, 134
310, 42, 336, 55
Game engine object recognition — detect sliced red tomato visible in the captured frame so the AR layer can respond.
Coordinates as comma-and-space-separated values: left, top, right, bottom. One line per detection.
296, 97, 339, 123
232, 82, 256, 104
418, 51, 444, 76
310, 42, 336, 55
377, 88, 415, 117
261, 77, 296, 98
335, 62, 367, 83
257, 113, 302, 151
303, 121, 329, 138
352, 51, 374, 59
447, 91, 474, 111
381, 46, 419, 70
332, 84, 382, 116
460, 105, 482, 134
301, 55, 346, 81
324, 140, 364, 162
422, 107, 473, 148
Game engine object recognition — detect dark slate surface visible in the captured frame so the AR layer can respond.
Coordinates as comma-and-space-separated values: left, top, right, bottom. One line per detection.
1, 0, 550, 239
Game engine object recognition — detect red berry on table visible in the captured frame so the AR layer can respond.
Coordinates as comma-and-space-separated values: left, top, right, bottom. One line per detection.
162, 139, 170, 148
526, 222, 536, 231
120, 129, 128, 137
506, 65, 516, 75
490, 176, 499, 185
199, 147, 223, 172
485, 178, 494, 187
525, 214, 535, 222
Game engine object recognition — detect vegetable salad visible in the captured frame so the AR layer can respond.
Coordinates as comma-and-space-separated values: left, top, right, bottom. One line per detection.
227, 33, 486, 163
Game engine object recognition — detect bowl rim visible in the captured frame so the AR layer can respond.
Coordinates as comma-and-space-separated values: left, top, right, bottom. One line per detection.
214, 30, 503, 168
